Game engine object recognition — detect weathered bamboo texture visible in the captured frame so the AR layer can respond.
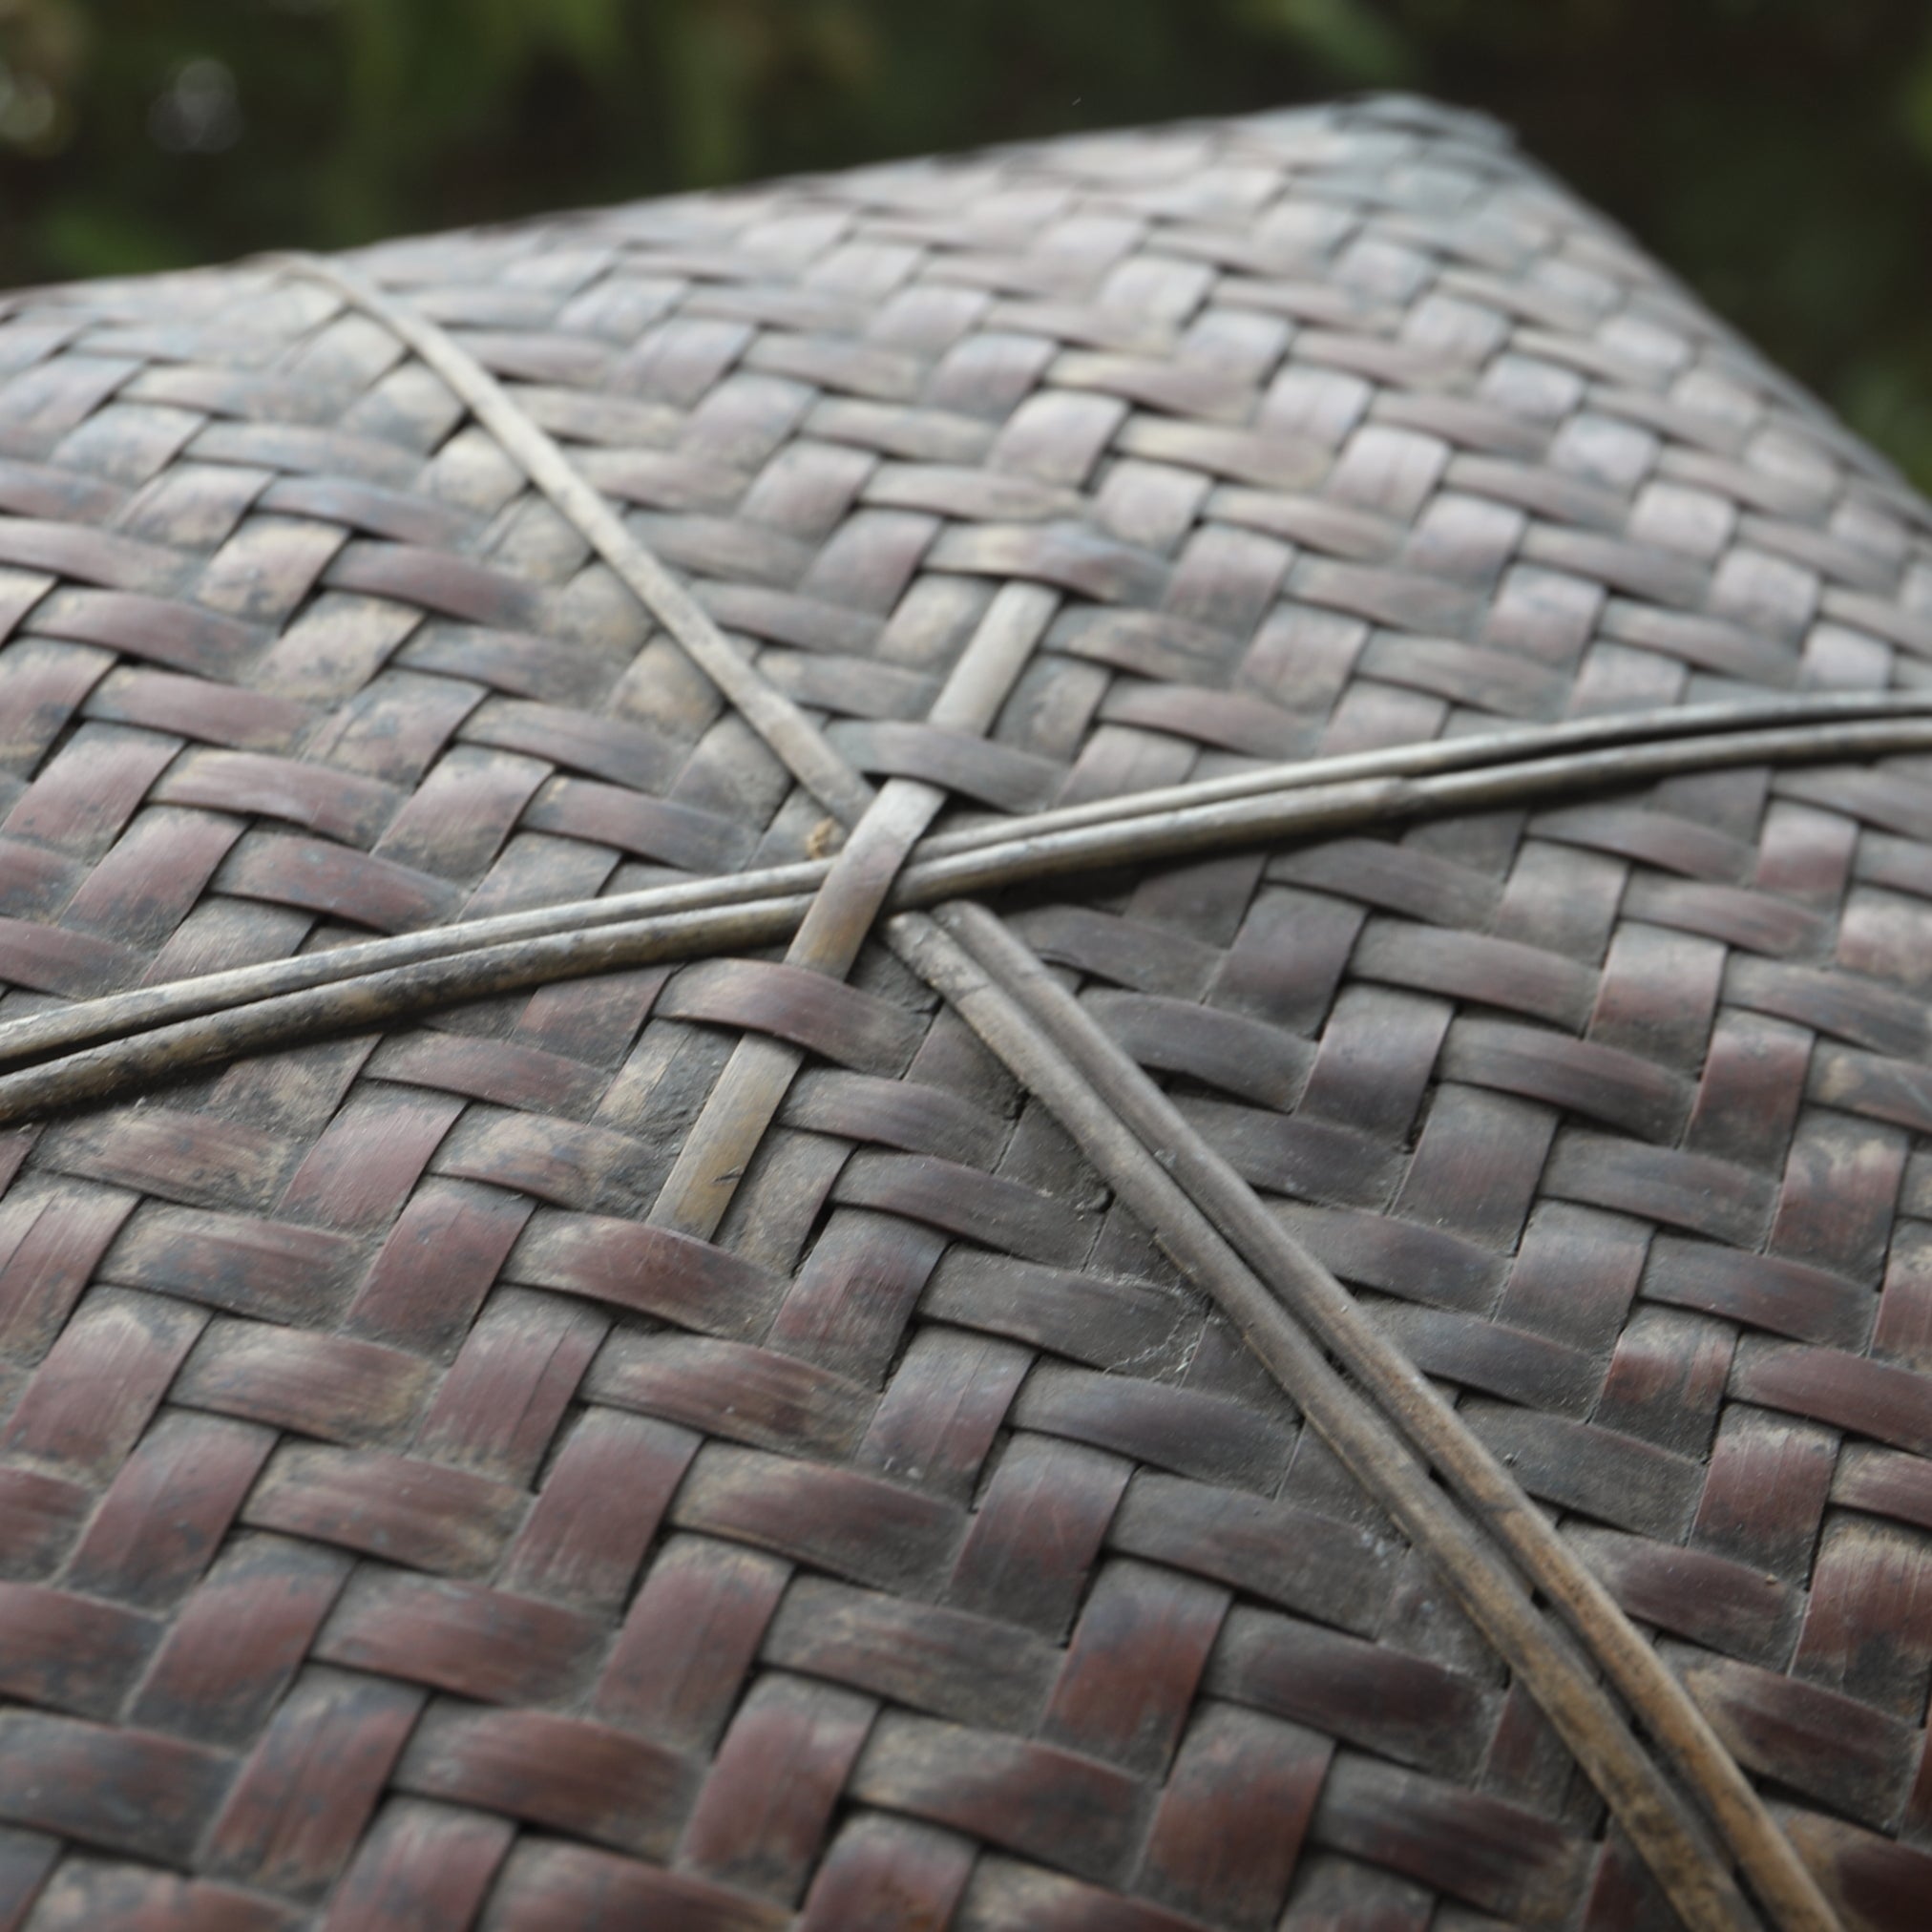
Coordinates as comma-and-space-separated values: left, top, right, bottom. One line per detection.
0, 91, 1922, 1932
286, 244, 1833, 1929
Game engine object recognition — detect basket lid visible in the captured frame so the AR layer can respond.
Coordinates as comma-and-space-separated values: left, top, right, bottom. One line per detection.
0, 94, 1921, 1932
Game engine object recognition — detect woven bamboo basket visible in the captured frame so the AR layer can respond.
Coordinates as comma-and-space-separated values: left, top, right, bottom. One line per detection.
0, 92, 1923, 1931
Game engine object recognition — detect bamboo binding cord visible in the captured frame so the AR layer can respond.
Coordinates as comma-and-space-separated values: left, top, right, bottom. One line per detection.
272, 253, 877, 830
4, 705, 1932, 1124
889, 908, 1765, 1932
923, 901, 1846, 1932
0, 694, 1926, 1080
195, 247, 1841, 1931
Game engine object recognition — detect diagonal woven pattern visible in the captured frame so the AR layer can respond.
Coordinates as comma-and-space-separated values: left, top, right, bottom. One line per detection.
0, 91, 1924, 1931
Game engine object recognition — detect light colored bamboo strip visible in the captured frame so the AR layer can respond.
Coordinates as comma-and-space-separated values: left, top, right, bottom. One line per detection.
648, 582, 1058, 1238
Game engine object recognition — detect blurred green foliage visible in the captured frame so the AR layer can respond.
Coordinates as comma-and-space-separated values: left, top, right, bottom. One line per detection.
2, 1, 1930, 484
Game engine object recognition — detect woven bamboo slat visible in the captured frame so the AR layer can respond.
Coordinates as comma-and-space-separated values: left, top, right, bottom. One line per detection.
0, 91, 1924, 1931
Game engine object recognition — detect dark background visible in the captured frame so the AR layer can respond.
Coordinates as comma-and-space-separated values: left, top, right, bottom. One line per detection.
3, 3, 1927, 484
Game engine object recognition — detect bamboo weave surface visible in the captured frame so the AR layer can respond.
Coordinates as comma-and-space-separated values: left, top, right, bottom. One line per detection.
0, 92, 1922, 1930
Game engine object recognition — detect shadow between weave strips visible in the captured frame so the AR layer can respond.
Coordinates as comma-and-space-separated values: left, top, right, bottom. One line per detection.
0, 96, 1923, 1932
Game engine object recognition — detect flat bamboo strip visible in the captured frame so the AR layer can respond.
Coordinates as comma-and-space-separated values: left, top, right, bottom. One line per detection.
273, 252, 878, 826
887, 906, 1767, 1932
926, 899, 1843, 1932
2, 698, 1925, 1078
649, 582, 1058, 1238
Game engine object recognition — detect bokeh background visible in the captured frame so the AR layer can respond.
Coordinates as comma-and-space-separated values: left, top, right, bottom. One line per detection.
1, 3, 1927, 483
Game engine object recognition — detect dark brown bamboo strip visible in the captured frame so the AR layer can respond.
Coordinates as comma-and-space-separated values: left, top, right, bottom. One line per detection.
887, 906, 1767, 1932
2, 699, 1927, 1079
274, 252, 878, 826
925, 899, 1842, 1932
648, 582, 1057, 1238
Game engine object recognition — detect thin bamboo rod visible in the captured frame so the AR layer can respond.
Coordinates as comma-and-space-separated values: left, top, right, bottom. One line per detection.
0, 895, 811, 1128
0, 859, 830, 1071
918, 688, 1932, 861
3, 704, 1927, 1081
927, 899, 1841, 1932
888, 906, 1767, 1932
899, 712, 1932, 900
273, 252, 877, 826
